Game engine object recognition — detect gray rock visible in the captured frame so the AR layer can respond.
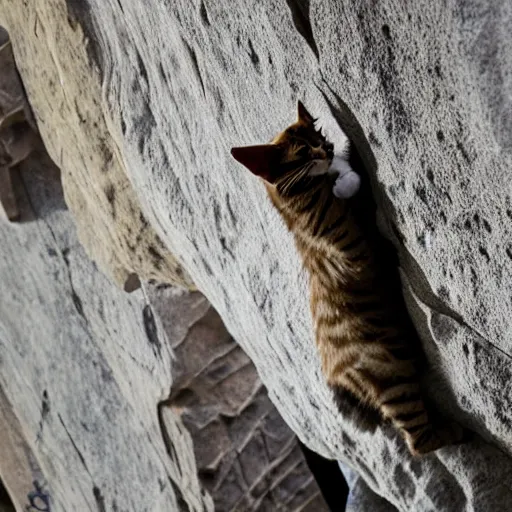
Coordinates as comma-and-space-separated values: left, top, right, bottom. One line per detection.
150, 286, 328, 511
0, 150, 324, 511
0, 34, 38, 221
0, 150, 212, 510
0, 1, 194, 291
2, 0, 512, 510
0, 12, 327, 511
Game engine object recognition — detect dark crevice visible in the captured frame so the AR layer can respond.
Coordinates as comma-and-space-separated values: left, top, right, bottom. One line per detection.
142, 304, 162, 358
219, 236, 235, 260
147, 244, 164, 270
285, 0, 319, 60
247, 38, 260, 66
37, 389, 51, 442
92, 485, 106, 512
298, 441, 349, 511
58, 414, 90, 474
64, 0, 103, 72
61, 240, 88, 323
199, 1, 211, 27
136, 50, 149, 87
169, 478, 190, 512
0, 479, 15, 512
182, 38, 206, 98
104, 183, 116, 219
317, 79, 398, 269
70, 289, 86, 319
225, 193, 237, 227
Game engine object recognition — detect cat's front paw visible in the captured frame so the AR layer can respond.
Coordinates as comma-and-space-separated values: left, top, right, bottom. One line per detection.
329, 156, 361, 199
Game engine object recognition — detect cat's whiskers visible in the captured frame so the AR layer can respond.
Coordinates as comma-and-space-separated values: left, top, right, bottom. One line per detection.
308, 158, 331, 176
280, 162, 312, 195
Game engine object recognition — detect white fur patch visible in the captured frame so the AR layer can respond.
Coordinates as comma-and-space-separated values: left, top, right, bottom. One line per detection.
330, 155, 361, 199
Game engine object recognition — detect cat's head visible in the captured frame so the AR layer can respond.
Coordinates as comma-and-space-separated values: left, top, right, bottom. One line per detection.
231, 101, 334, 185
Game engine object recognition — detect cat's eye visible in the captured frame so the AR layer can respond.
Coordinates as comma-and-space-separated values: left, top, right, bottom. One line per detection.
297, 145, 310, 158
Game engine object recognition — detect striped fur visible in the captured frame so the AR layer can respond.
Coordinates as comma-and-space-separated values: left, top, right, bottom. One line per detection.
231, 102, 467, 456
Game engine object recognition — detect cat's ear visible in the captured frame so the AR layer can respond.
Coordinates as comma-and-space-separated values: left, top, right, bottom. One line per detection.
231, 144, 282, 183
297, 100, 315, 125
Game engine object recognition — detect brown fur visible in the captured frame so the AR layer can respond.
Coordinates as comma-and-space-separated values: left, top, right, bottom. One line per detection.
231, 102, 466, 456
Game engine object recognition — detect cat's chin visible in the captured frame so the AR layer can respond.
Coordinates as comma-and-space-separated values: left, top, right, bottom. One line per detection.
308, 158, 332, 176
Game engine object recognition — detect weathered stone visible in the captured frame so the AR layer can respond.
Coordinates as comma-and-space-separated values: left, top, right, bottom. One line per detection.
0, 151, 211, 511
152, 288, 327, 511
1, 0, 512, 509
0, 34, 37, 222
0, 6, 193, 290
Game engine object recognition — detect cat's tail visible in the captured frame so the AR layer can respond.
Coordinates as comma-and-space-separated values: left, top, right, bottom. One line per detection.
332, 378, 469, 455
378, 381, 468, 456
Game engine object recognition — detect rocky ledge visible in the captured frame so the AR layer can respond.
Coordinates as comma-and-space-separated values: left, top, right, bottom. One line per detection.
1, 1, 512, 510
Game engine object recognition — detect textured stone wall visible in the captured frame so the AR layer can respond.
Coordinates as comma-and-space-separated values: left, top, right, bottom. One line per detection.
152, 287, 327, 511
1, 0, 512, 510
0, 19, 327, 512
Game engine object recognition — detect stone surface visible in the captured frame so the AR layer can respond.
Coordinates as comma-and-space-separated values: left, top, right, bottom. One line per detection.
0, 16, 327, 512
150, 287, 327, 511
0, 146, 326, 512
2, 0, 512, 510
0, 6, 193, 290
0, 30, 38, 221
0, 151, 211, 511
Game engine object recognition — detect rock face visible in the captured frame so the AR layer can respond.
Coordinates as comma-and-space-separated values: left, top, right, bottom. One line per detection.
1, 0, 512, 510
0, 145, 325, 510
0, 148, 211, 510
0, 10, 193, 291
0, 13, 328, 512
151, 288, 328, 511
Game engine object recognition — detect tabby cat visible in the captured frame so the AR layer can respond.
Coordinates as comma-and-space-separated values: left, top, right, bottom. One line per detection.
231, 101, 466, 456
